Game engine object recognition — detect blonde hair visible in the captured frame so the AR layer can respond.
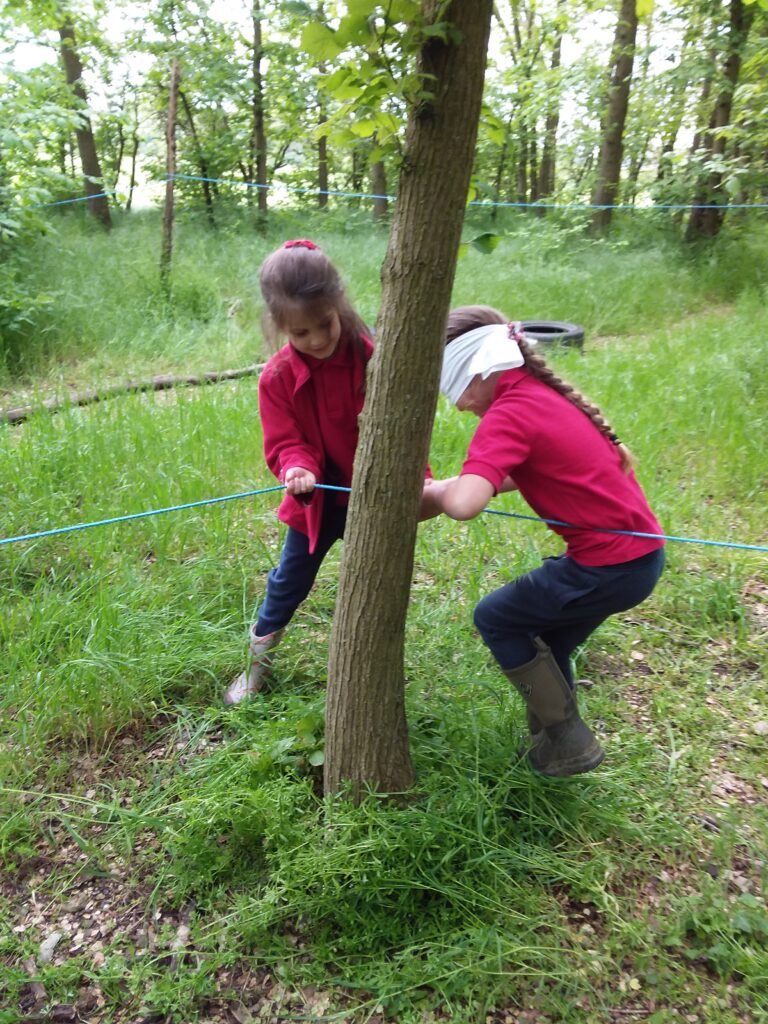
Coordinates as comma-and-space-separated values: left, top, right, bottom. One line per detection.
445, 305, 636, 472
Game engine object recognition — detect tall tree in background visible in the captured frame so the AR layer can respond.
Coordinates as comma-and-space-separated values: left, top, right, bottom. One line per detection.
590, 0, 639, 234
58, 16, 111, 229
250, 0, 268, 218
160, 59, 180, 288
685, 0, 755, 240
324, 0, 494, 800
536, 0, 566, 206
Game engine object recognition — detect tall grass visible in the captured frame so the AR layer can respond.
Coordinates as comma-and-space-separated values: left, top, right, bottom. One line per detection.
1, 212, 767, 1023
4, 204, 766, 385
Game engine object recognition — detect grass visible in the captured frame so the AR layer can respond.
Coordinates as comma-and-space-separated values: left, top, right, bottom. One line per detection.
0, 209, 767, 1023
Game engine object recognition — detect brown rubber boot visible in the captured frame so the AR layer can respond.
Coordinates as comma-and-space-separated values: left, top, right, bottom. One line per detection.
223, 627, 284, 705
504, 638, 604, 777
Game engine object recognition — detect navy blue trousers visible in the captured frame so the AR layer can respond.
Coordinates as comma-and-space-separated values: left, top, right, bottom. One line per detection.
473, 547, 665, 683
255, 501, 348, 636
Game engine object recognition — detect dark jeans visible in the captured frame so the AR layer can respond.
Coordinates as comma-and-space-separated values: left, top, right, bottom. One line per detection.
473, 547, 665, 683
255, 501, 348, 636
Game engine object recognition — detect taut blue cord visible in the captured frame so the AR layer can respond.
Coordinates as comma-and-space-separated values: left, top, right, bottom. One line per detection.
0, 486, 284, 547
31, 191, 118, 209
167, 174, 768, 211
0, 483, 765, 553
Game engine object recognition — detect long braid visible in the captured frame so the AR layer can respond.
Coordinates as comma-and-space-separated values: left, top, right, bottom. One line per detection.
513, 331, 635, 472
445, 304, 636, 473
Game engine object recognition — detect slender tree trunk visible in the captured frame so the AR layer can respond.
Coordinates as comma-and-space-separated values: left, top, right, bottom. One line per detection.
252, 0, 268, 217
324, 0, 494, 801
536, 0, 565, 212
318, 100, 329, 207
371, 156, 388, 220
160, 59, 181, 288
126, 101, 139, 212
491, 117, 512, 223
685, 0, 754, 241
626, 132, 651, 202
528, 134, 539, 205
112, 118, 125, 191
590, 0, 639, 235
179, 90, 215, 226
58, 20, 112, 229
351, 145, 364, 201
515, 123, 528, 201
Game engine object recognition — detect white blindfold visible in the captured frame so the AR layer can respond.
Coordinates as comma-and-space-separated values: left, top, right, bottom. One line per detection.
440, 322, 533, 406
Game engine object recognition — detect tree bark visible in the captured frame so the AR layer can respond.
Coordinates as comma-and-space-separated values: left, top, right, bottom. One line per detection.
160, 59, 181, 287
371, 157, 388, 220
590, 0, 638, 235
179, 90, 215, 226
685, 0, 754, 241
536, 0, 565, 210
126, 101, 140, 212
318, 100, 329, 207
58, 20, 112, 230
252, 0, 268, 217
324, 0, 493, 801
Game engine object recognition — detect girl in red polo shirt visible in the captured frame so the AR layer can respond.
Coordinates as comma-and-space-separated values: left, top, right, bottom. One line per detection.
224, 240, 373, 704
421, 305, 665, 777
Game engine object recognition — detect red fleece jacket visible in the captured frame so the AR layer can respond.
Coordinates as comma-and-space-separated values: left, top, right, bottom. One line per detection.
258, 333, 373, 553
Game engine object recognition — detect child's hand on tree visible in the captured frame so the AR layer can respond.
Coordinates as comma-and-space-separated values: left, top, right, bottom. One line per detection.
284, 467, 317, 495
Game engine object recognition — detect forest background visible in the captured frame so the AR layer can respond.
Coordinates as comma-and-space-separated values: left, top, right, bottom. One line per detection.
1, 2, 768, 1023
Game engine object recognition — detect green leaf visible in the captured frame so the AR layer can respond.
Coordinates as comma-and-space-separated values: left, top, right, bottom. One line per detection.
388, 0, 421, 23
350, 119, 377, 138
469, 232, 502, 255
336, 12, 375, 47
301, 22, 344, 62
636, 0, 655, 16
308, 749, 325, 767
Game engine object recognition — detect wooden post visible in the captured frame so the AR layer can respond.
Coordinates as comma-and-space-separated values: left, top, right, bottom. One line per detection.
160, 59, 181, 287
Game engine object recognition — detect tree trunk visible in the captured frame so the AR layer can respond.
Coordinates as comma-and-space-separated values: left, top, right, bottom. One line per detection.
536, 0, 565, 210
685, 0, 754, 241
324, 0, 493, 801
252, 0, 268, 217
590, 0, 638, 235
58, 20, 112, 230
160, 59, 181, 288
179, 90, 215, 226
126, 101, 139, 212
491, 116, 512, 222
515, 122, 528, 201
112, 101, 125, 191
371, 157, 388, 220
528, 133, 539, 205
318, 101, 329, 207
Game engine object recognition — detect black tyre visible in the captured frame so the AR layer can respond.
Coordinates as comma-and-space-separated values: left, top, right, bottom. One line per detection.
520, 320, 585, 350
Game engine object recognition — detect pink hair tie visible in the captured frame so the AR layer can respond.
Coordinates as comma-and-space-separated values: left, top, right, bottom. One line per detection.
507, 321, 525, 343
283, 239, 318, 250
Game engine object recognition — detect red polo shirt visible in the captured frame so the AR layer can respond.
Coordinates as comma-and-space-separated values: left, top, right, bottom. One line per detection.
462, 368, 665, 566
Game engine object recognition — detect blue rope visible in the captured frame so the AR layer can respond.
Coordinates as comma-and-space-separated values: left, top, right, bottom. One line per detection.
0, 486, 285, 547
31, 191, 118, 209
168, 174, 768, 211
1, 483, 765, 553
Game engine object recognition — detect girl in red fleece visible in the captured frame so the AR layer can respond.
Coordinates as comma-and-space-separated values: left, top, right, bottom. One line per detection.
421, 305, 665, 777
224, 240, 373, 704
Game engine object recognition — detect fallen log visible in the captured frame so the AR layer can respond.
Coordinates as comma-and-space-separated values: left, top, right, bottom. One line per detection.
0, 363, 266, 425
